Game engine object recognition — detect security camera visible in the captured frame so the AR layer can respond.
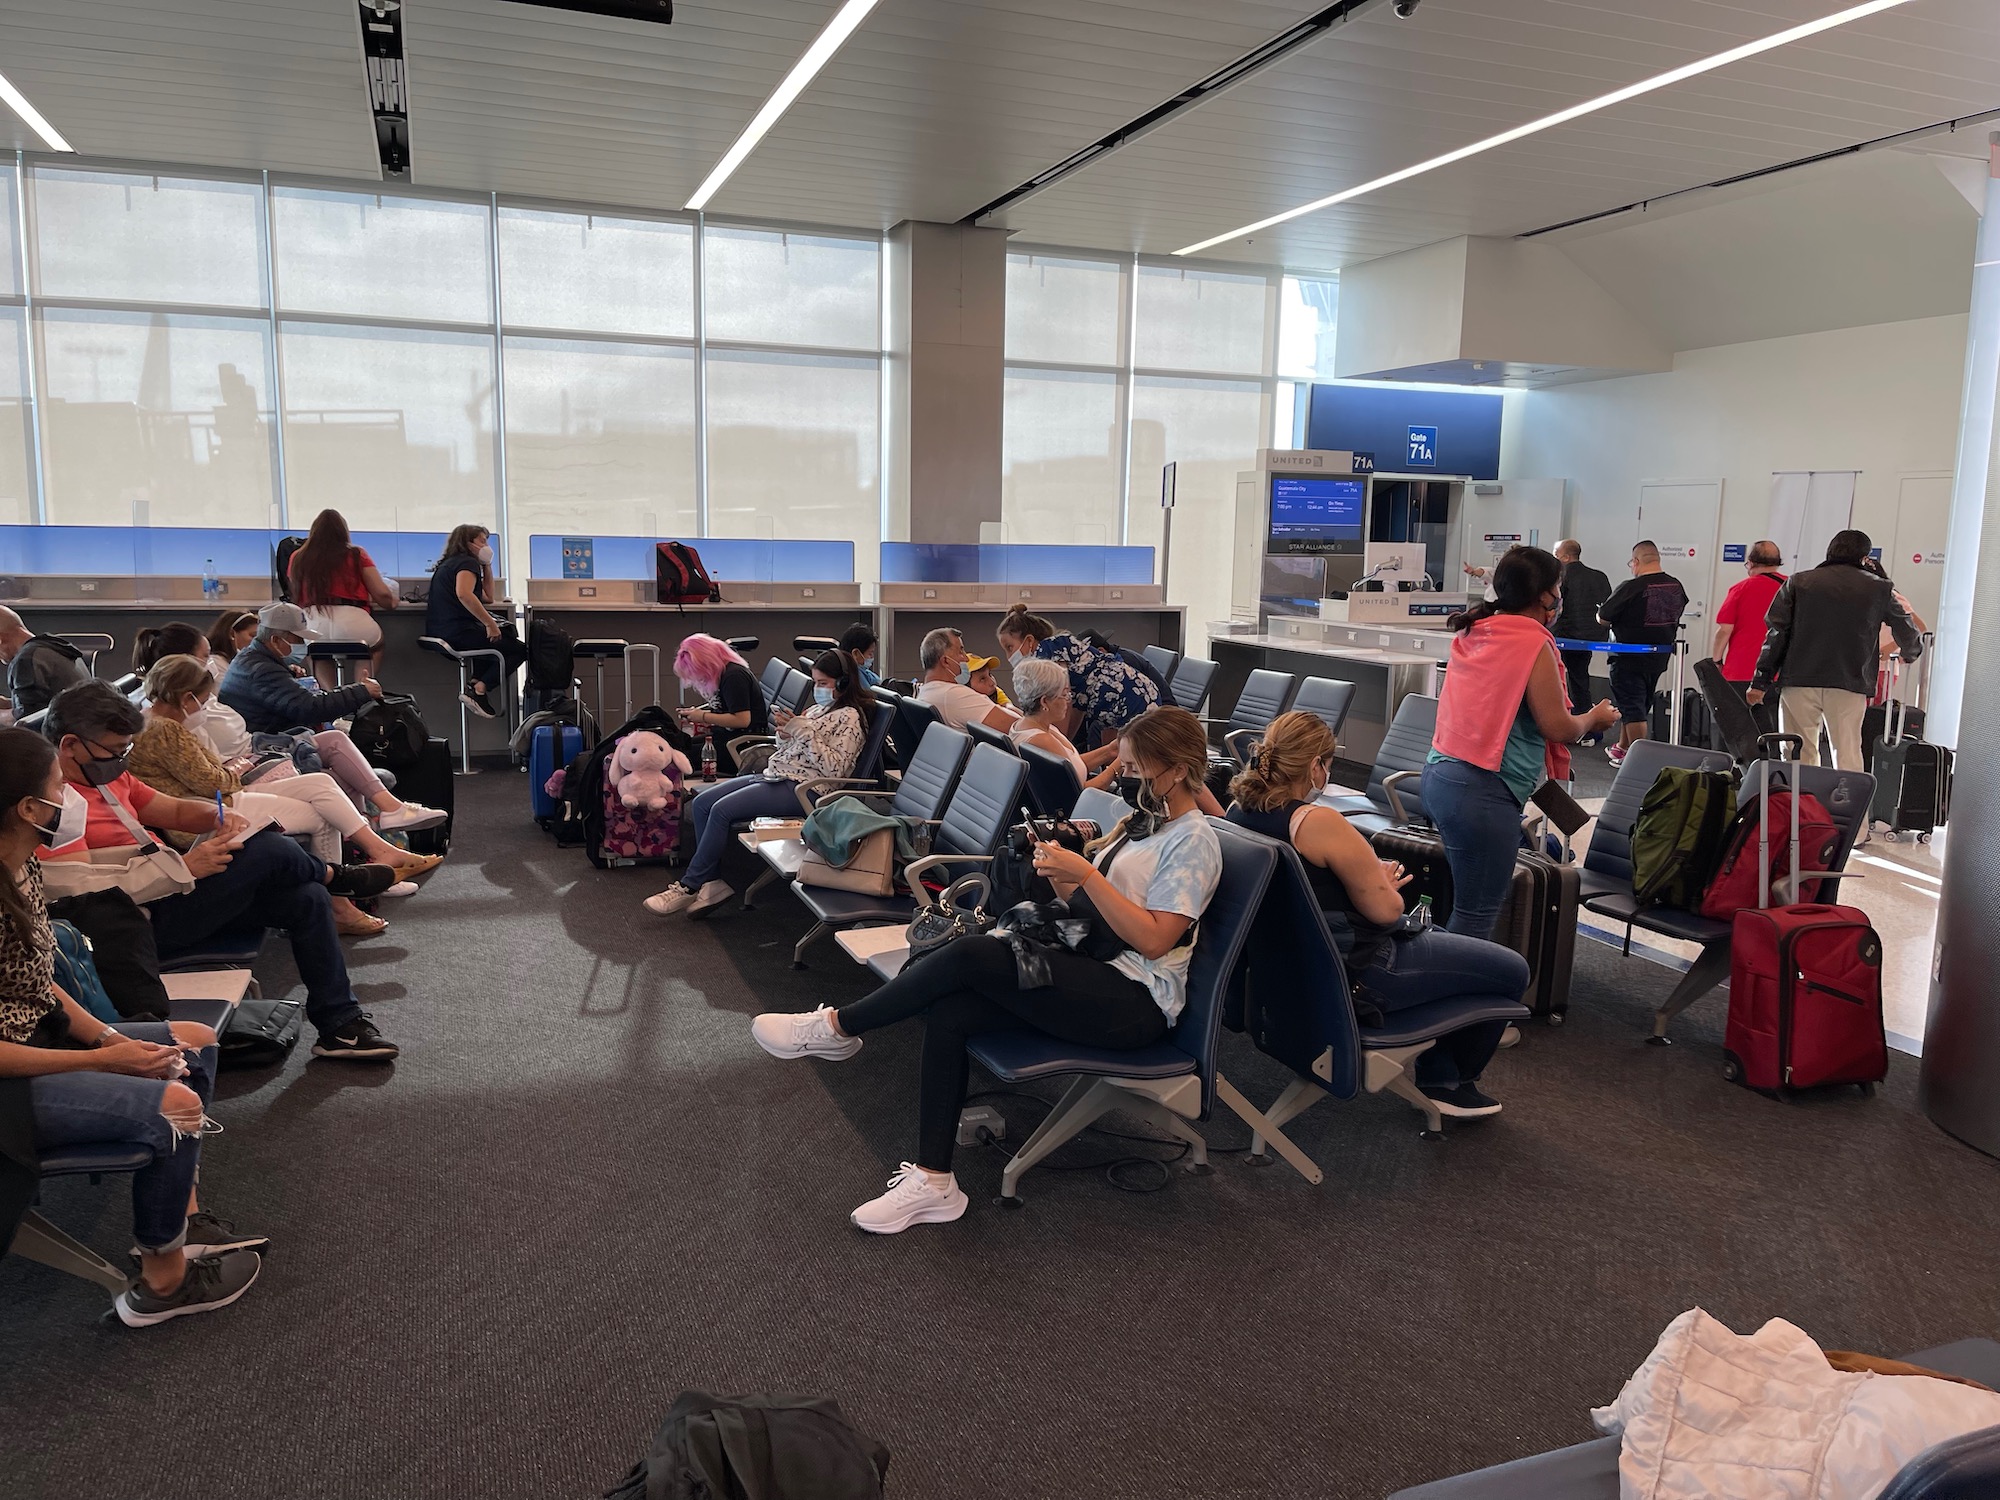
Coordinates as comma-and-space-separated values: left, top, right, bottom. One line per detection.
1393, 0, 1422, 16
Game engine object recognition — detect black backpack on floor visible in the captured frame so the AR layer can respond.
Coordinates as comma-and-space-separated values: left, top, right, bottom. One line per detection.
350, 694, 431, 769
603, 1392, 889, 1500
217, 998, 305, 1071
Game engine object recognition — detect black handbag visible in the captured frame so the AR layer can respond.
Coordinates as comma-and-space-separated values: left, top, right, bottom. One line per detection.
216, 998, 305, 1071
904, 875, 994, 963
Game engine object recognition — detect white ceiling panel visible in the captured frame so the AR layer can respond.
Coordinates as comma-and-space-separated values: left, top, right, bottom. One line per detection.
402, 0, 1331, 224
994, 0, 2000, 269
0, 0, 378, 176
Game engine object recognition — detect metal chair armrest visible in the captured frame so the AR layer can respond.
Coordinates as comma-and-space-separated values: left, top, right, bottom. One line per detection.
1381, 769, 1420, 824
903, 852, 994, 907
1222, 726, 1261, 766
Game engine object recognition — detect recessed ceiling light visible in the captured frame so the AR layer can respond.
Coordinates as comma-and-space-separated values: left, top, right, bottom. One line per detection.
1174, 0, 1916, 256
684, 0, 882, 211
0, 68, 73, 153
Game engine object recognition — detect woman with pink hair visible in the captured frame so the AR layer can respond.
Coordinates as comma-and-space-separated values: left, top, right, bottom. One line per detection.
673, 634, 767, 778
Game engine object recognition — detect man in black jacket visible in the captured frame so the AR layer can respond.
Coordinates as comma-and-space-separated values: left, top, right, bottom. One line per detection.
1597, 541, 1688, 766
1552, 539, 1612, 716
1749, 529, 1920, 771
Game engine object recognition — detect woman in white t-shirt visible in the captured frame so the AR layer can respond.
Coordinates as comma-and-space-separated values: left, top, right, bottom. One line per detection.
750, 705, 1223, 1235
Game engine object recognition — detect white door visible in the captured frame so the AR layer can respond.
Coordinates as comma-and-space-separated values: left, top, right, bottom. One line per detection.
1890, 472, 1952, 632
1637, 479, 1723, 631
1460, 478, 1567, 574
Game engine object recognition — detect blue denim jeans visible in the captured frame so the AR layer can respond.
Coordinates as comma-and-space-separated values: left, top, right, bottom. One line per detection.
148, 829, 360, 1039
1352, 929, 1527, 1087
30, 1021, 215, 1251
681, 775, 806, 888
1419, 757, 1524, 942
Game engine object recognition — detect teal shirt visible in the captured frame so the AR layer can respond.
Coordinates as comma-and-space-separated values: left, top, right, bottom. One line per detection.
1427, 700, 1547, 807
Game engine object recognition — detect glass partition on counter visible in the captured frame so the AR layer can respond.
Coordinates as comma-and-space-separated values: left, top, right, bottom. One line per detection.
878, 542, 1155, 585
526, 534, 855, 582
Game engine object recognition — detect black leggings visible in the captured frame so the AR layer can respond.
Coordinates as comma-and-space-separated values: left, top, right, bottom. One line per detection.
835, 936, 1167, 1171
448, 623, 528, 691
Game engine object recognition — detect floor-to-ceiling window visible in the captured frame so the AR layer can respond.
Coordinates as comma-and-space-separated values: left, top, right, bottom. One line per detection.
0, 156, 886, 584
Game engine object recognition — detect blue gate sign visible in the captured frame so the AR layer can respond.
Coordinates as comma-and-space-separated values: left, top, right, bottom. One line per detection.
1722, 543, 1746, 563
1406, 426, 1438, 467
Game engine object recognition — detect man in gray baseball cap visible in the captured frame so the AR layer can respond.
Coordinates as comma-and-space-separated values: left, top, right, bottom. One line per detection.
219, 600, 384, 736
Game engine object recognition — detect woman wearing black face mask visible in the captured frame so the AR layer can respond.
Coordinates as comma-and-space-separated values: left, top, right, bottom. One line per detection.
0, 726, 267, 1326
749, 706, 1223, 1235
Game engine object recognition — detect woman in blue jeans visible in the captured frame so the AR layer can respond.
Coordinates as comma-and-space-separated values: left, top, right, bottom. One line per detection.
646, 650, 871, 919
0, 727, 267, 1325
1421, 547, 1618, 942
1227, 712, 1528, 1117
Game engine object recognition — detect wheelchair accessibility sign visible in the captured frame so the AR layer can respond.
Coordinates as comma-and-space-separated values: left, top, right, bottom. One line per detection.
1406, 425, 1438, 467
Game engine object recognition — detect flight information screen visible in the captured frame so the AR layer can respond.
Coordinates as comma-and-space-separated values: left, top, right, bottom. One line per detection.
1268, 476, 1365, 554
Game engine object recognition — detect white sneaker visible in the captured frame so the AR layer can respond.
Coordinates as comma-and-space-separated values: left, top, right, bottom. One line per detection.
378, 881, 419, 899
1498, 1024, 1522, 1049
377, 803, 448, 832
687, 879, 733, 916
851, 1164, 969, 1235
751, 1006, 862, 1061
644, 884, 698, 916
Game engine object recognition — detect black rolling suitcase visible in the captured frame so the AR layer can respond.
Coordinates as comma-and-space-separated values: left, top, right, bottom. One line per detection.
1868, 646, 1950, 843
1694, 656, 1762, 762
386, 737, 455, 854
1369, 827, 1579, 1022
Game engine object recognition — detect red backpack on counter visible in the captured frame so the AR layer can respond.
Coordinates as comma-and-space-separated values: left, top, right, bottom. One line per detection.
655, 541, 717, 607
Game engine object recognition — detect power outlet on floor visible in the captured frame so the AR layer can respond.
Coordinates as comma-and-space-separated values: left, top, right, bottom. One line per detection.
958, 1105, 1006, 1147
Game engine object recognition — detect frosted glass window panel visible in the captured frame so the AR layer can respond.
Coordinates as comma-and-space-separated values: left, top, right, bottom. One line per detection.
281, 323, 496, 536
498, 209, 693, 337
704, 228, 879, 350
1134, 265, 1275, 376
0, 164, 19, 297
273, 189, 491, 324
39, 310, 276, 528
1126, 376, 1269, 634
1002, 368, 1122, 545
1278, 274, 1340, 380
1006, 254, 1124, 366
706, 350, 879, 570
0, 309, 31, 523
33, 169, 265, 309
502, 338, 697, 564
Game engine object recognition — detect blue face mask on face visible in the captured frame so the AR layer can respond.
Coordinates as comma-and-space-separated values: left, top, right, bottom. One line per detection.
1009, 650, 1030, 669
955, 664, 972, 686
813, 685, 834, 709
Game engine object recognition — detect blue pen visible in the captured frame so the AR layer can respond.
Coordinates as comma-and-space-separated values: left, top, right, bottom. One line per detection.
215, 791, 227, 832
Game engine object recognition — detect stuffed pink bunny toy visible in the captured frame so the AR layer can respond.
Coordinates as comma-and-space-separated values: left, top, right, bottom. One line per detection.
608, 730, 691, 812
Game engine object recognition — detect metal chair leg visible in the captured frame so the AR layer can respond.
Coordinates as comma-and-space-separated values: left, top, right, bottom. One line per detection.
9, 1209, 134, 1292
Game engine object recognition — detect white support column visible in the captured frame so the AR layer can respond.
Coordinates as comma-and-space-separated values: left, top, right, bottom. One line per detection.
1928, 134, 2000, 748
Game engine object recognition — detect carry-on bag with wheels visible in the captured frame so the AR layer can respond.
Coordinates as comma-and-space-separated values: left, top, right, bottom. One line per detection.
1868, 643, 1951, 842
387, 737, 454, 855
1723, 733, 1885, 1094
530, 721, 585, 826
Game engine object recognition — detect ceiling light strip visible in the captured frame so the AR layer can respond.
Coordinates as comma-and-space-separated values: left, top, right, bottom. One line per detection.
1174, 0, 1916, 256
684, 0, 883, 211
0, 69, 73, 153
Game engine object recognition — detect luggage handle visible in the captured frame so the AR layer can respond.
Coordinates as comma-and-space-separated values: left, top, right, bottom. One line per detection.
1756, 733, 1804, 910
1882, 630, 1934, 749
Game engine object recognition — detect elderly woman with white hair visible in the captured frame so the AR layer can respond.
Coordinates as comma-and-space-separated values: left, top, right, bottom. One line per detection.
1007, 656, 1122, 793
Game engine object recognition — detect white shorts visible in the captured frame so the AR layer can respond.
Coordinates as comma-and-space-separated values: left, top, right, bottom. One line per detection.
303, 604, 382, 648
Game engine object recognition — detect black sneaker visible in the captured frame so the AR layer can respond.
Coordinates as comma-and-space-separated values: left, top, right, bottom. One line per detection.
312, 1015, 400, 1061
131, 1210, 269, 1264
460, 686, 497, 720
1420, 1082, 1503, 1119
327, 863, 398, 899
115, 1249, 261, 1327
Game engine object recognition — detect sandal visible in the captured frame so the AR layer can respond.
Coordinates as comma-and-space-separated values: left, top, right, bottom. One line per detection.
388, 853, 445, 879
335, 912, 389, 938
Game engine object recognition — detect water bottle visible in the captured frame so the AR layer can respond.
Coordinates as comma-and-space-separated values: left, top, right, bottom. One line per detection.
1412, 894, 1434, 931
202, 558, 218, 602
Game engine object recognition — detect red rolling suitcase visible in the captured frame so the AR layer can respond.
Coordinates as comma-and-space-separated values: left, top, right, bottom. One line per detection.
1722, 735, 1885, 1095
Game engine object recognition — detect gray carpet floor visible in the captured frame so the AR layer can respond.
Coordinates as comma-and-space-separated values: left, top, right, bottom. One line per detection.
3, 770, 1997, 1500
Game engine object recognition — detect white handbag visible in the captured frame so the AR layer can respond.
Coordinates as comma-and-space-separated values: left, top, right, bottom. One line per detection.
38, 782, 198, 905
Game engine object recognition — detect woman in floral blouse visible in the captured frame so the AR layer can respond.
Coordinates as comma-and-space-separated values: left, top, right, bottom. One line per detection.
996, 605, 1160, 749
0, 726, 266, 1326
646, 650, 872, 919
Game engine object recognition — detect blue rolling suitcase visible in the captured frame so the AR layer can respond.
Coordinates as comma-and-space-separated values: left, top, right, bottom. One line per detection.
530, 723, 584, 826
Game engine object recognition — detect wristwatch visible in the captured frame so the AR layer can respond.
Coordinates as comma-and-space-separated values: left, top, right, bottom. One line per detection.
96, 1026, 120, 1046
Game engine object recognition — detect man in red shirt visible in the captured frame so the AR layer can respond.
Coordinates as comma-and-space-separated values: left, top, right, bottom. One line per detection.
1710, 540, 1785, 740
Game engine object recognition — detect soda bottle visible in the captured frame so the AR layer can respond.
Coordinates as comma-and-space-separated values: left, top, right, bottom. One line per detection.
701, 737, 716, 783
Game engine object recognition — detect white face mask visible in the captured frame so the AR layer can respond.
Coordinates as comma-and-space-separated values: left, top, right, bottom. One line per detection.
32, 784, 88, 848
476, 544, 494, 566
1008, 650, 1030, 669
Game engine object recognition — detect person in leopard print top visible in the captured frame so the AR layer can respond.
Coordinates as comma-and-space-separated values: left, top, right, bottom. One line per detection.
0, 726, 266, 1326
